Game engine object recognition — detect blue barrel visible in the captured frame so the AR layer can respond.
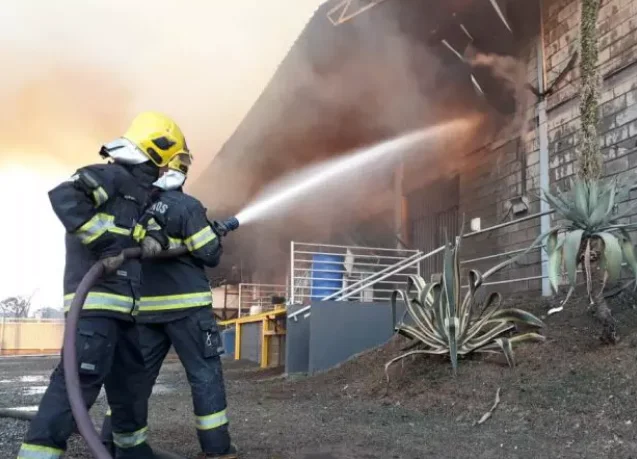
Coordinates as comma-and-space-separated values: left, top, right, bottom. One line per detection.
311, 254, 344, 300
221, 327, 236, 357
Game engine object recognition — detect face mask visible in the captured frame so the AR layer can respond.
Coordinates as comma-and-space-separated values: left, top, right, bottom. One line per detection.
153, 169, 187, 191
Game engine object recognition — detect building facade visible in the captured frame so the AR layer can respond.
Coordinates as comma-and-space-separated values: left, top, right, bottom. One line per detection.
425, 0, 637, 294
194, 0, 637, 294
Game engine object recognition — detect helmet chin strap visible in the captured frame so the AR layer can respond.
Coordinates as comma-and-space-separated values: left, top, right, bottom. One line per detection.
153, 169, 187, 191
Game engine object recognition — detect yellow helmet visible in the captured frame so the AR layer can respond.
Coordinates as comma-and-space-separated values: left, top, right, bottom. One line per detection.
123, 112, 189, 166
166, 151, 193, 176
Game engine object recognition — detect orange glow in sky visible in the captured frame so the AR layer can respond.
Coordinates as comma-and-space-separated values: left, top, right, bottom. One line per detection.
0, 0, 324, 311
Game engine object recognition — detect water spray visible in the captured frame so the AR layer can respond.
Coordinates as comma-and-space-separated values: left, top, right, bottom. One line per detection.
234, 118, 472, 225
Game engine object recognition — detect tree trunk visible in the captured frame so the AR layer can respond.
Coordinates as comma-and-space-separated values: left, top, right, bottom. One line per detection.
578, 0, 602, 181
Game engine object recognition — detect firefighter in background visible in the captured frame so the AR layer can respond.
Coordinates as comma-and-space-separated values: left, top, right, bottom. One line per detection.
17, 112, 189, 459
100, 150, 238, 458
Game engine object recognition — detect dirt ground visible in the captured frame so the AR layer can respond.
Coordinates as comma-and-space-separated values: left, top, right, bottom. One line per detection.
2, 292, 637, 458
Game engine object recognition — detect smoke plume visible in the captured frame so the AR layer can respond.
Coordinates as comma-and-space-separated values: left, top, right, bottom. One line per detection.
0, 0, 322, 179
195, 1, 496, 283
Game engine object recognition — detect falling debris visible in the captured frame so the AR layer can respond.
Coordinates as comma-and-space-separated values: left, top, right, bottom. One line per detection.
459, 24, 474, 41
470, 75, 485, 95
441, 39, 466, 62
488, 0, 513, 33
476, 387, 501, 425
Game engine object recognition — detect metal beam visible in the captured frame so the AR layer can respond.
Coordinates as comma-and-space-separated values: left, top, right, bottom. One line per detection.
326, 0, 388, 25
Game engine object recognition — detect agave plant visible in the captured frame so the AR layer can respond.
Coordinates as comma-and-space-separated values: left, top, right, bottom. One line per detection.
543, 177, 637, 293
540, 176, 637, 343
386, 233, 545, 378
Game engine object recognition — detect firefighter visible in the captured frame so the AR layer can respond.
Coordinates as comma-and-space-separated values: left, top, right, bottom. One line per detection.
100, 150, 238, 458
17, 112, 189, 459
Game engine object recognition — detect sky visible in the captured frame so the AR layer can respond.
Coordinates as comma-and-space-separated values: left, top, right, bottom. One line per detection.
0, 0, 325, 311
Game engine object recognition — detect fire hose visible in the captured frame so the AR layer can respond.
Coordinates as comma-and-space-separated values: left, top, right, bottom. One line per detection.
0, 217, 240, 459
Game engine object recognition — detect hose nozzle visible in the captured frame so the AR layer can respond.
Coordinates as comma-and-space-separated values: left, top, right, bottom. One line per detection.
211, 216, 240, 237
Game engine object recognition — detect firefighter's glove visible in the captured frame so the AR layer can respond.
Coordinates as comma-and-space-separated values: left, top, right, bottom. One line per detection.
211, 220, 229, 238
101, 252, 125, 274
141, 236, 163, 259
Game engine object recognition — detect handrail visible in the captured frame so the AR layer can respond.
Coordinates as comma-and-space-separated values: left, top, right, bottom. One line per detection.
289, 241, 419, 304
291, 241, 420, 253
288, 245, 443, 321
321, 250, 424, 301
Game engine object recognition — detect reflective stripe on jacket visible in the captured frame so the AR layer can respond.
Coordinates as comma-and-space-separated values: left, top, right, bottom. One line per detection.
136, 190, 221, 320
49, 162, 158, 318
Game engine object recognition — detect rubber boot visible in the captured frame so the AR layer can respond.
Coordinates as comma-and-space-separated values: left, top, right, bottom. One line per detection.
195, 444, 239, 459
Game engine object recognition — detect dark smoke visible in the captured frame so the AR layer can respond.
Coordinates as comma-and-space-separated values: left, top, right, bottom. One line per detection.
192, 0, 542, 284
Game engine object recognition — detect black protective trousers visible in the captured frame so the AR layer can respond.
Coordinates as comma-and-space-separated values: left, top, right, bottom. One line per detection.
101, 307, 232, 456
19, 316, 153, 459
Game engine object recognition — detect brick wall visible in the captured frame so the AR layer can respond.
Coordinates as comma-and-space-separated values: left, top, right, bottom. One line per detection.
458, 0, 637, 294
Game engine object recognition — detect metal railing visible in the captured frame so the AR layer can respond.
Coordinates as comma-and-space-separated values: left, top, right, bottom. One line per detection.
237, 283, 288, 317
289, 242, 420, 306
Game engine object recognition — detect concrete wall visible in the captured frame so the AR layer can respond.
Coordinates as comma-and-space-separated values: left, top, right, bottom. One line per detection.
239, 321, 261, 364
286, 302, 404, 374
285, 305, 310, 374
308, 302, 397, 373
450, 0, 637, 294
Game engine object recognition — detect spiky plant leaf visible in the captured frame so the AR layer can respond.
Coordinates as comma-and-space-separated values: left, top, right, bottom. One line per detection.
573, 178, 589, 218
464, 322, 517, 351
546, 229, 559, 256
584, 238, 593, 301
406, 275, 427, 299
548, 249, 563, 292
595, 232, 623, 282
543, 189, 584, 226
563, 229, 584, 286
479, 332, 547, 352
588, 179, 599, 215
486, 308, 546, 328
388, 233, 545, 376
619, 230, 637, 285
494, 337, 515, 367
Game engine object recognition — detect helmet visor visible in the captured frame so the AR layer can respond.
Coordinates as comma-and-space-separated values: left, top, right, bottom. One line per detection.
167, 152, 192, 175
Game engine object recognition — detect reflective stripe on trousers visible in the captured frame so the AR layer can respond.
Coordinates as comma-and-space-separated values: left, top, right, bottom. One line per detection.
63, 292, 134, 314
112, 426, 148, 448
195, 409, 229, 431
17, 443, 63, 459
137, 291, 212, 312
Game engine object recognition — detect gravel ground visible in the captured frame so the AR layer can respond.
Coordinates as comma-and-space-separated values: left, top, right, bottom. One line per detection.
2, 292, 637, 458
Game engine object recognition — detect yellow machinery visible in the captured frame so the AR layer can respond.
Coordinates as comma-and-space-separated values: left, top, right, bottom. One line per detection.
218, 305, 286, 369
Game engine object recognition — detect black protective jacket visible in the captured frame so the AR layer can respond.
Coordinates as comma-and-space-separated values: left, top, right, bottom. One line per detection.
49, 162, 158, 320
135, 189, 222, 323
